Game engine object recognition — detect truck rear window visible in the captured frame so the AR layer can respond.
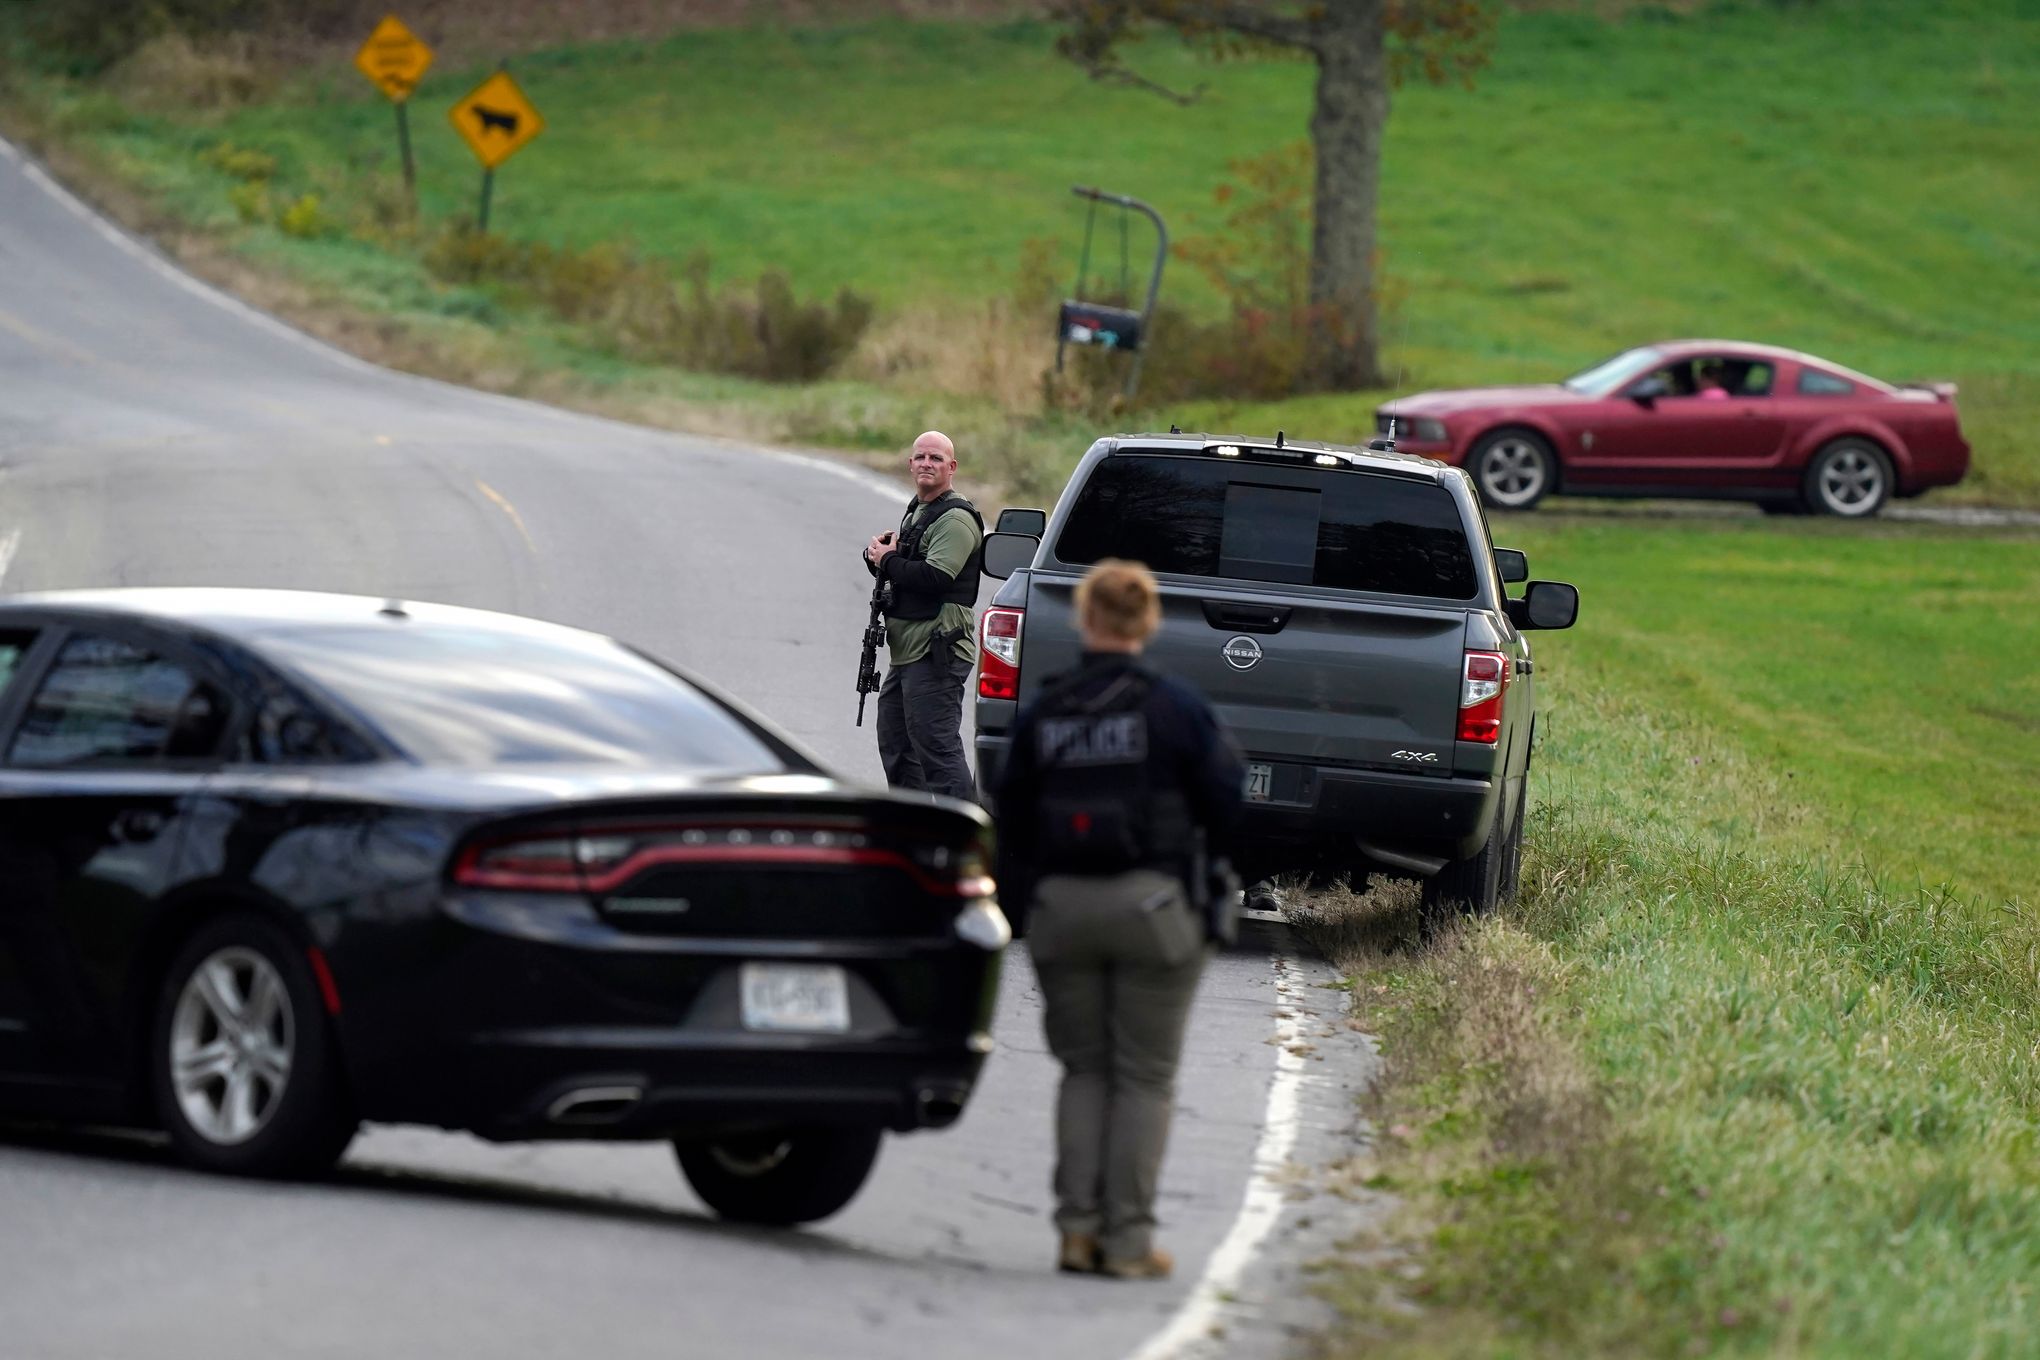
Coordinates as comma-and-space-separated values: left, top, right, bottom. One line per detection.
1054, 455, 1478, 599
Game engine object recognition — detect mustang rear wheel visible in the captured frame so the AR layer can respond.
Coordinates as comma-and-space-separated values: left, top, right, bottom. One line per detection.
1803, 438, 1892, 517
1469, 429, 1556, 511
676, 1126, 883, 1226
150, 914, 356, 1177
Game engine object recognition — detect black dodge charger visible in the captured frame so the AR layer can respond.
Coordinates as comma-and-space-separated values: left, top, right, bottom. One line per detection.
0, 589, 1007, 1224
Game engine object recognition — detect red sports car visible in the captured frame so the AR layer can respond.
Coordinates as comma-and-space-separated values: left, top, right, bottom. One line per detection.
1376, 341, 1971, 517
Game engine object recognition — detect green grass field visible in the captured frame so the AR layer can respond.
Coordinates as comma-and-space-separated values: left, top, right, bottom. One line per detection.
1292, 515, 2038, 1359
3, 1, 2038, 501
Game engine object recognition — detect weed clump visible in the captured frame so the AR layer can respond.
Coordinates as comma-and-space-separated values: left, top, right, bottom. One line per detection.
423, 229, 874, 383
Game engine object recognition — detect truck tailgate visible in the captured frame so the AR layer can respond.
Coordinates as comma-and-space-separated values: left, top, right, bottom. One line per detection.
1019, 575, 1467, 773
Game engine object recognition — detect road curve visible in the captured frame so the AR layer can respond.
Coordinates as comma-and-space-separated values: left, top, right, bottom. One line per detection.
0, 139, 1380, 1359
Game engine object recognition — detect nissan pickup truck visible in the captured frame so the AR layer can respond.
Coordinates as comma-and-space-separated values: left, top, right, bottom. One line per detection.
973, 432, 1579, 914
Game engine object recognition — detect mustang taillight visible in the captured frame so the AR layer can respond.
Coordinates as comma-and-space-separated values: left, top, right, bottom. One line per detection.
453, 822, 996, 898
1458, 650, 1511, 744
979, 607, 1023, 700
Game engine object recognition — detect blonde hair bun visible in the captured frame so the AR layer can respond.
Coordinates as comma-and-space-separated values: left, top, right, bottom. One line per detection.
1075, 559, 1162, 644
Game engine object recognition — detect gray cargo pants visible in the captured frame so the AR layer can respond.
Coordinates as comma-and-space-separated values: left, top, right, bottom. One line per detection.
1027, 869, 1207, 1264
875, 648, 975, 801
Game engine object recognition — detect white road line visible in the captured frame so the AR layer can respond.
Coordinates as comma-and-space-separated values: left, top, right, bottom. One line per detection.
0, 529, 20, 589
1124, 949, 1311, 1360
0, 133, 905, 509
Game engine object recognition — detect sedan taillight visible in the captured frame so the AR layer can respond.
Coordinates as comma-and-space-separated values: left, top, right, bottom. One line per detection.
1458, 650, 1511, 744
979, 607, 1023, 700
453, 821, 995, 898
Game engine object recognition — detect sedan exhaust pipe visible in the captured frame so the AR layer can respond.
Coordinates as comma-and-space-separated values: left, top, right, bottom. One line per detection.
546, 1085, 644, 1125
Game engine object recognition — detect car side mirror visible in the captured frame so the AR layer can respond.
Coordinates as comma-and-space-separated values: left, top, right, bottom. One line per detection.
1494, 548, 1528, 583
1628, 376, 1668, 405
982, 531, 1039, 580
1507, 581, 1579, 631
995, 507, 1047, 538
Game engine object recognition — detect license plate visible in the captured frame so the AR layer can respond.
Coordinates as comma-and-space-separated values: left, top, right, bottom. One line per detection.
740, 963, 851, 1033
1245, 762, 1273, 802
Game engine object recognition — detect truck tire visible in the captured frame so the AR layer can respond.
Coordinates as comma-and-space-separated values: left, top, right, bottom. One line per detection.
1422, 805, 1507, 918
676, 1126, 883, 1226
1497, 789, 1527, 908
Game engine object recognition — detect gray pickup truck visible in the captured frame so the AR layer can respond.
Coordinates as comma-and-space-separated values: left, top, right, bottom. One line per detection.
972, 432, 1579, 913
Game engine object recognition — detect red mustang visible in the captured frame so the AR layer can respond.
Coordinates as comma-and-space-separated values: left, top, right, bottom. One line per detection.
1376, 341, 1970, 517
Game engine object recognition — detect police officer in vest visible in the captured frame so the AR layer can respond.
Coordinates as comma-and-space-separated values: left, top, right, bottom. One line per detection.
995, 559, 1245, 1280
864, 430, 984, 801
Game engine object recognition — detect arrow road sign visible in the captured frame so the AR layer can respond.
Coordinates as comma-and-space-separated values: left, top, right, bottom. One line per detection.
354, 14, 434, 102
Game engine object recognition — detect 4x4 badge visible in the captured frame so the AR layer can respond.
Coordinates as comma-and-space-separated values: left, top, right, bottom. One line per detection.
1392, 750, 1439, 763
1222, 636, 1263, 670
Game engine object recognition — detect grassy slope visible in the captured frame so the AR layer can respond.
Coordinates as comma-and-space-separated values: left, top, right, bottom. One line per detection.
3, 2, 2038, 500
1293, 519, 2038, 1358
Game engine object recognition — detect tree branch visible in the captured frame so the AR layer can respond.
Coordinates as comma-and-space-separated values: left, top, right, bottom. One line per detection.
1064, 50, 1209, 105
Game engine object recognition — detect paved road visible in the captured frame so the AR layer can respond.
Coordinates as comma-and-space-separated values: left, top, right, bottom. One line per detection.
0, 141, 1379, 1357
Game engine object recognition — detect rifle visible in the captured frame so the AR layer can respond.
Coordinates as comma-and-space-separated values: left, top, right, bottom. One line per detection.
854, 573, 888, 727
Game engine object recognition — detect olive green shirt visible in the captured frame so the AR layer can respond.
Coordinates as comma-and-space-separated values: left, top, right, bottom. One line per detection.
885, 500, 981, 668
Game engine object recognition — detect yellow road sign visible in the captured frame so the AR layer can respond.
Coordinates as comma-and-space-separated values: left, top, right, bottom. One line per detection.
449, 71, 546, 170
353, 15, 433, 102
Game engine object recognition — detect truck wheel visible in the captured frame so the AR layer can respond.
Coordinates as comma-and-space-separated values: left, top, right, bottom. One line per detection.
1497, 790, 1527, 909
1422, 807, 1507, 919
1470, 429, 1556, 511
676, 1126, 883, 1226
150, 913, 356, 1177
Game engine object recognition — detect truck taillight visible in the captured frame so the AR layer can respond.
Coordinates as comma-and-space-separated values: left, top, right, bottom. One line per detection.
979, 607, 1023, 700
1458, 650, 1510, 744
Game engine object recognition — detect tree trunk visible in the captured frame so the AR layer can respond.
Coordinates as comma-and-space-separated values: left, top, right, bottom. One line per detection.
1306, 3, 1391, 390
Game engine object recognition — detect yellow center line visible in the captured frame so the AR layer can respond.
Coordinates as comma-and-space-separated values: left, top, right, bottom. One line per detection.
0, 306, 97, 366
474, 477, 539, 557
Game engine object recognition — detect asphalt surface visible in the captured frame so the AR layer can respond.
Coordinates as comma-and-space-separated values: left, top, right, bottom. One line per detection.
0, 140, 1383, 1358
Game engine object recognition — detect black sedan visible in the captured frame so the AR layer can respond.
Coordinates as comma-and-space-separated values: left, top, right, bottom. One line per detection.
0, 589, 1007, 1225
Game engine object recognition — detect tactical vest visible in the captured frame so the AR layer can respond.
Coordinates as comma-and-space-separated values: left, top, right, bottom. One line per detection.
1032, 667, 1194, 875
886, 492, 984, 621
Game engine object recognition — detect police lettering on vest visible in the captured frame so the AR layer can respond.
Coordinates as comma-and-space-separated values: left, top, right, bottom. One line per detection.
1032, 672, 1193, 875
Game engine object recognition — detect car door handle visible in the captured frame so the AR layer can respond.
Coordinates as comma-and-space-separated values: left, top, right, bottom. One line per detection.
1202, 601, 1293, 634
110, 809, 166, 845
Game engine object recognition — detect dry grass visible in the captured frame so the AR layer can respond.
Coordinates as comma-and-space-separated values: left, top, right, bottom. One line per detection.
103, 31, 273, 111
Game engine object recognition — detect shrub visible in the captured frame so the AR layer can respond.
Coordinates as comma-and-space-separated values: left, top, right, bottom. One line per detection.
421, 229, 874, 383
276, 192, 331, 239
200, 140, 276, 181
227, 180, 270, 224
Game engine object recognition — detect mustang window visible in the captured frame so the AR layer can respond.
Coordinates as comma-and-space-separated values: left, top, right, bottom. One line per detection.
1798, 368, 1856, 395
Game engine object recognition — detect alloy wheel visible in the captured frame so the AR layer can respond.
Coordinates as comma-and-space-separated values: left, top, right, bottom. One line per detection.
1816, 446, 1887, 515
1477, 437, 1550, 508
169, 946, 295, 1146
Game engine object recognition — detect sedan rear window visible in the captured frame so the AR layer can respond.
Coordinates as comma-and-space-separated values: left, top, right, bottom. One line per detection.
1055, 455, 1478, 599
255, 626, 786, 771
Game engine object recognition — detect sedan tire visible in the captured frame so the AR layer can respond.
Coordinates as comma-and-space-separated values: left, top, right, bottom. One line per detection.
676, 1126, 884, 1226
150, 913, 356, 1177
1469, 429, 1557, 511
1803, 438, 1893, 518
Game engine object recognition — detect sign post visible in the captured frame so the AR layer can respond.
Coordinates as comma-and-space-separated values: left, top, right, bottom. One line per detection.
352, 15, 435, 208
449, 69, 545, 234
